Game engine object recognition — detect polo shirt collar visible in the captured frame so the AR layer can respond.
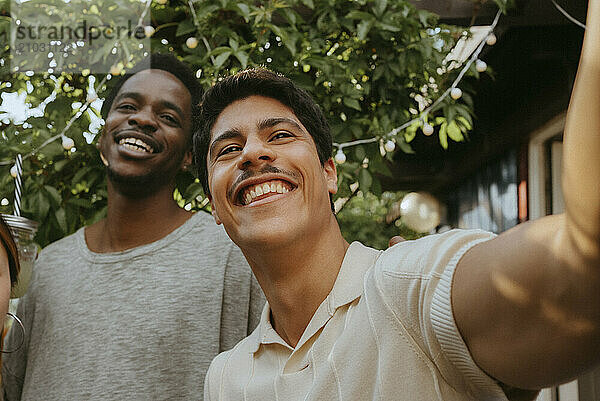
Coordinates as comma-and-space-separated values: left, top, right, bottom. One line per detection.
250, 242, 382, 353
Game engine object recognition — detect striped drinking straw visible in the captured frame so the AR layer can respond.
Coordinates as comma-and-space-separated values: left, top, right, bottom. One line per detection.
13, 154, 22, 217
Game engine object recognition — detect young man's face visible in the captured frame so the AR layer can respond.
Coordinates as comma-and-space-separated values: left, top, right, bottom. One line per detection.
206, 95, 338, 250
99, 69, 192, 192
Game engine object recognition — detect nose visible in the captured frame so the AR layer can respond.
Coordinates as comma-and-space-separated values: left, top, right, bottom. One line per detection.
128, 106, 157, 133
236, 137, 276, 170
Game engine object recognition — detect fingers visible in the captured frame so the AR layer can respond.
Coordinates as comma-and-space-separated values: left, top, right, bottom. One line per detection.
388, 236, 406, 248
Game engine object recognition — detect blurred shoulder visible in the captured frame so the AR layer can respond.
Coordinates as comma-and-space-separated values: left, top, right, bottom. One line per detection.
378, 229, 497, 277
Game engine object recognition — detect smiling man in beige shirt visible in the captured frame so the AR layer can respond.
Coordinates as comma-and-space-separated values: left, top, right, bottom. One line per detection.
194, 3, 600, 399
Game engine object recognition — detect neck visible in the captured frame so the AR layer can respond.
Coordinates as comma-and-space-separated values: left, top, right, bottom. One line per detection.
85, 180, 192, 253
242, 218, 349, 347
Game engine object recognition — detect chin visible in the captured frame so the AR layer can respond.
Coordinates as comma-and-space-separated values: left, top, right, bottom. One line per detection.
107, 168, 168, 196
230, 226, 298, 252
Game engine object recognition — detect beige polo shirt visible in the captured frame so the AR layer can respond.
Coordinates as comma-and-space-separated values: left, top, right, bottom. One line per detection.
205, 230, 508, 401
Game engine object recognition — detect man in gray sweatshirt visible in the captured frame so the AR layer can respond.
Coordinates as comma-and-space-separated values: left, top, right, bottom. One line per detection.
2, 54, 263, 401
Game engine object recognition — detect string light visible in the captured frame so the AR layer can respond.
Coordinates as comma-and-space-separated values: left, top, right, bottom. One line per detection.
186, 37, 198, 49
486, 33, 497, 46
450, 87, 463, 100
0, 0, 152, 167
550, 0, 586, 29
1, 0, 586, 173
144, 26, 155, 37
334, 148, 347, 164
476, 60, 488, 72
61, 135, 75, 150
423, 123, 434, 136
187, 0, 215, 64
0, 75, 108, 167
332, 9, 503, 160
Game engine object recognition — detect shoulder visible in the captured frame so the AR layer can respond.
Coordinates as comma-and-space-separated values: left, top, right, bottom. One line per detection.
205, 331, 259, 396
365, 230, 496, 353
36, 228, 84, 265
370, 229, 495, 323
376, 229, 496, 278
187, 212, 232, 242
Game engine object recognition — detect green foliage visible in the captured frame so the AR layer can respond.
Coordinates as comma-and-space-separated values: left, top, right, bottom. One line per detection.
0, 0, 511, 247
337, 191, 424, 250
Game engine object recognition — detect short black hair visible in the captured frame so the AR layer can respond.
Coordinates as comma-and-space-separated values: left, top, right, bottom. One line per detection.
101, 53, 202, 141
194, 68, 332, 196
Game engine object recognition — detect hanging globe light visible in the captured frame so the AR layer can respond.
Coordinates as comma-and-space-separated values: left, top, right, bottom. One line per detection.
400, 192, 441, 233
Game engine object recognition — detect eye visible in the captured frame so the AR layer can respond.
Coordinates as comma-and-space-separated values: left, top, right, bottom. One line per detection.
270, 131, 293, 141
116, 103, 136, 111
161, 113, 180, 125
218, 144, 242, 157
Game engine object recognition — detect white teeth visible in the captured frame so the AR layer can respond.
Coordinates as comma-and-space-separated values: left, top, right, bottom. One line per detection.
118, 137, 153, 153
241, 180, 293, 205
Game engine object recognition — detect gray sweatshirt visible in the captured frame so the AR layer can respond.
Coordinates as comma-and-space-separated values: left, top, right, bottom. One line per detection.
2, 212, 263, 401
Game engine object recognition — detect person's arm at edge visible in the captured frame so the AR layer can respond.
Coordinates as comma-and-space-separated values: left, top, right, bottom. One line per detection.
2, 290, 30, 401
452, 1, 600, 390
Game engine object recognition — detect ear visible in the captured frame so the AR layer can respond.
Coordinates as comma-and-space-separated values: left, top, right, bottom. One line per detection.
181, 150, 193, 171
97, 132, 109, 167
208, 197, 222, 225
323, 158, 338, 195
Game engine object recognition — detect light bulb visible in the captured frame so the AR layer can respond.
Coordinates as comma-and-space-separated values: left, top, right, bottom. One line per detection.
423, 124, 434, 136
144, 26, 155, 37
62, 136, 75, 150
334, 149, 346, 164
186, 37, 198, 49
476, 60, 487, 73
384, 140, 396, 152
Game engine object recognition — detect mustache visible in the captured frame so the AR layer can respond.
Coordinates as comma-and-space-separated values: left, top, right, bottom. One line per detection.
228, 165, 299, 200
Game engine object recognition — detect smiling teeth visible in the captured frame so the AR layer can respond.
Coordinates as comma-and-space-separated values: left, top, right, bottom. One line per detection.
241, 180, 291, 205
118, 137, 153, 153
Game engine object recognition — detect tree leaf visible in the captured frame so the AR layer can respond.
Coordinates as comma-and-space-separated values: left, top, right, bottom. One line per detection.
447, 121, 464, 142
357, 20, 374, 40
234, 51, 249, 68
236, 3, 251, 21
213, 51, 232, 68
439, 122, 448, 149
343, 97, 361, 111
359, 168, 372, 191
176, 19, 196, 37
44, 185, 62, 206
372, 0, 387, 18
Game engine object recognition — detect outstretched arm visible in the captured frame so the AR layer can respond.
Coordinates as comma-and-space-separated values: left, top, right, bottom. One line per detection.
452, 1, 600, 390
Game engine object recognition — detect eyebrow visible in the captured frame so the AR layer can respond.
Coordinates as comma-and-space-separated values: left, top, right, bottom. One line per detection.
257, 117, 303, 132
209, 128, 244, 160
113, 91, 186, 120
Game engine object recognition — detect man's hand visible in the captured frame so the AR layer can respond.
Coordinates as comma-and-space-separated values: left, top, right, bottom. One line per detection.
388, 236, 406, 248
